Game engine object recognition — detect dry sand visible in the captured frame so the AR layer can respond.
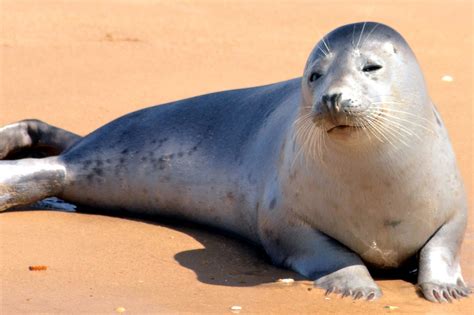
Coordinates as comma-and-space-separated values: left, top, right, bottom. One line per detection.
0, 0, 472, 313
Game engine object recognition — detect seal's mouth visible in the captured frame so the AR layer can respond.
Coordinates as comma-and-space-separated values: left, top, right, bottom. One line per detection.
327, 124, 359, 133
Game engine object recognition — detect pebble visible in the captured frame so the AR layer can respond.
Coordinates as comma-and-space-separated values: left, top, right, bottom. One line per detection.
230, 305, 242, 313
277, 278, 295, 284
441, 75, 453, 82
115, 306, 126, 313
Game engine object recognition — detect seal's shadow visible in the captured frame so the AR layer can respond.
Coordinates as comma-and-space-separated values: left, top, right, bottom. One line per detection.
139, 214, 304, 287
18, 205, 303, 287
9, 205, 418, 288
172, 225, 304, 287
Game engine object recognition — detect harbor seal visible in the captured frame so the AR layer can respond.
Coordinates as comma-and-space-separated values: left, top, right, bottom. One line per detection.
0, 22, 470, 302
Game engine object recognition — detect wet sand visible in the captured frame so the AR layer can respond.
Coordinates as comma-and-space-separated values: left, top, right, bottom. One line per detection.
1, 0, 472, 313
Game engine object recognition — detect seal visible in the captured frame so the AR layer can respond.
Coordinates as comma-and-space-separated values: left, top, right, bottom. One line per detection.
0, 22, 470, 302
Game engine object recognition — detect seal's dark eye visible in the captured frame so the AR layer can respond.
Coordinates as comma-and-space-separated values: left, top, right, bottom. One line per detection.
309, 72, 322, 82
362, 64, 382, 72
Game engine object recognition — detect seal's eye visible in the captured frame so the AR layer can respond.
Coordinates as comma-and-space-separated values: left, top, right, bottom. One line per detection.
362, 64, 382, 72
309, 72, 322, 82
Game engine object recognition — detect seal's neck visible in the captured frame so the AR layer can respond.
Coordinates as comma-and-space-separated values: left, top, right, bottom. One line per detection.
287, 98, 439, 175
284, 111, 438, 182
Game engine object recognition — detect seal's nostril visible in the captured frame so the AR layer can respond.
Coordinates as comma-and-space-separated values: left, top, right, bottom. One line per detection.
330, 94, 338, 108
335, 93, 342, 111
322, 93, 343, 113
322, 95, 330, 106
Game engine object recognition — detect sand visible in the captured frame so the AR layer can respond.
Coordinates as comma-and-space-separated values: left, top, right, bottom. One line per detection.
0, 0, 472, 313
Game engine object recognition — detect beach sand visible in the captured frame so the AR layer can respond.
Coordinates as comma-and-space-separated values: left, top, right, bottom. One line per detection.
1, 0, 472, 313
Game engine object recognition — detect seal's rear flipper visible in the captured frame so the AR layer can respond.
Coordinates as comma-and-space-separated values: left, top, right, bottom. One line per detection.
0, 157, 66, 211
0, 119, 81, 160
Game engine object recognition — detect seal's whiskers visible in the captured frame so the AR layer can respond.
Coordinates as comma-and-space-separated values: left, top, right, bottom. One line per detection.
356, 21, 367, 49
370, 116, 409, 148
293, 110, 329, 168
361, 23, 380, 48
374, 112, 422, 140
376, 110, 436, 134
321, 36, 331, 55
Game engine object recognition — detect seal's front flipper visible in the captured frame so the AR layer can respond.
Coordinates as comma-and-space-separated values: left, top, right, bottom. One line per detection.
260, 221, 381, 300
418, 204, 471, 302
0, 157, 66, 211
0, 119, 81, 159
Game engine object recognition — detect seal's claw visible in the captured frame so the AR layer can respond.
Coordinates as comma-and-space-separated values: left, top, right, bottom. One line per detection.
324, 287, 334, 296
458, 286, 472, 297
419, 282, 471, 303
316, 281, 382, 301
353, 291, 363, 300
450, 288, 461, 299
367, 292, 377, 301
323, 286, 381, 301
314, 265, 382, 301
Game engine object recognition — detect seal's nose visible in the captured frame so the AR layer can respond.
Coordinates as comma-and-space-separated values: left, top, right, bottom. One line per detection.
322, 93, 342, 115
322, 93, 359, 117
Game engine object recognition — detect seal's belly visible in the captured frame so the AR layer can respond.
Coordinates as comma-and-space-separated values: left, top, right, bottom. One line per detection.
288, 147, 459, 268
316, 197, 447, 268
352, 219, 437, 268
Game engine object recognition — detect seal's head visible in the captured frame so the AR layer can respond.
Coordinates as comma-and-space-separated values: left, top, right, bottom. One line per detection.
298, 22, 434, 148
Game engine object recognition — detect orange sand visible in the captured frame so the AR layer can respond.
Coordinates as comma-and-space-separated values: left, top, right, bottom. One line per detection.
0, 0, 472, 313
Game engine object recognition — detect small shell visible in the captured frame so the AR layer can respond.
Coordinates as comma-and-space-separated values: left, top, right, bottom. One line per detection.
115, 306, 126, 313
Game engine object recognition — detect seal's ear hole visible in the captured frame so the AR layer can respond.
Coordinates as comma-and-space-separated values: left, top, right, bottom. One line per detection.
362, 64, 382, 72
309, 72, 322, 82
